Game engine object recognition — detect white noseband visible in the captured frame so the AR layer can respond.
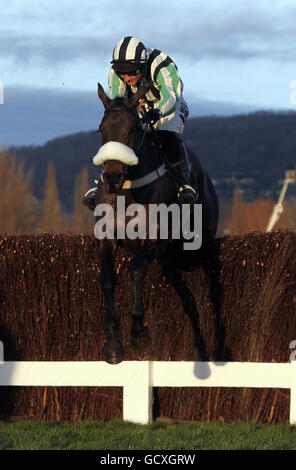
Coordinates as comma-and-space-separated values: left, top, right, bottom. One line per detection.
92, 141, 139, 166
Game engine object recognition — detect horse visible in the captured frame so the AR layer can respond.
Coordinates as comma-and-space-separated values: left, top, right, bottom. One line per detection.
93, 82, 219, 364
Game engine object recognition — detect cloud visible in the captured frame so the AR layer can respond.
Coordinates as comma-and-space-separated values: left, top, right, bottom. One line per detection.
0, 32, 110, 66
1, 0, 296, 69
153, 2, 296, 62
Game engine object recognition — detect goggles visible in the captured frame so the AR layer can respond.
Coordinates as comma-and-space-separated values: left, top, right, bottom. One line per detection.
118, 68, 142, 77
112, 61, 144, 76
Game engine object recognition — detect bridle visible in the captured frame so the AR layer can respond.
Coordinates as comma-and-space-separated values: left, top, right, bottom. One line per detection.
100, 102, 150, 154
98, 101, 167, 190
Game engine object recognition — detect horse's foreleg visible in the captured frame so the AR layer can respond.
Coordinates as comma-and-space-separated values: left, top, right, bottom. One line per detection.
129, 255, 151, 350
99, 242, 124, 364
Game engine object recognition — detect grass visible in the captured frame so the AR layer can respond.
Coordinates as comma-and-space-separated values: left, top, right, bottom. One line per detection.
0, 419, 296, 450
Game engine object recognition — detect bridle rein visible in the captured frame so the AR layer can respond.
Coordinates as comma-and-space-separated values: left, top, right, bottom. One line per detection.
99, 103, 167, 190
100, 103, 149, 154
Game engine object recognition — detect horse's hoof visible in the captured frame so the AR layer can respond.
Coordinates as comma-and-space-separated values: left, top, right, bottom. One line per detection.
130, 326, 151, 350
103, 341, 125, 364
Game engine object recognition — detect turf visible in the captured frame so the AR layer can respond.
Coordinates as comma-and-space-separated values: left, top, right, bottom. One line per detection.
0, 419, 295, 450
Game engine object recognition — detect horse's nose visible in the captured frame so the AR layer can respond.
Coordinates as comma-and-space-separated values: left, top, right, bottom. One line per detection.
103, 172, 125, 193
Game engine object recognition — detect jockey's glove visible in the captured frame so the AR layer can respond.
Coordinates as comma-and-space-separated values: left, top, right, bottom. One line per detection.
141, 108, 161, 126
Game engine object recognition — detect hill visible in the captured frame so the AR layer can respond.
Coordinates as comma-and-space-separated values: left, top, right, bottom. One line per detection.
9, 111, 296, 210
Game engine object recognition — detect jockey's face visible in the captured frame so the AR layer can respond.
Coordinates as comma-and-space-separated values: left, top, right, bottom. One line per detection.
120, 72, 142, 87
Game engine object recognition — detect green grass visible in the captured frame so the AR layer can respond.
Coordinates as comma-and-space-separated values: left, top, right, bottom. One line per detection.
0, 420, 296, 450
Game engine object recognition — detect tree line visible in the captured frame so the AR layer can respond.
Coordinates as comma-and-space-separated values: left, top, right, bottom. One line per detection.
0, 149, 295, 236
219, 187, 296, 236
0, 149, 93, 234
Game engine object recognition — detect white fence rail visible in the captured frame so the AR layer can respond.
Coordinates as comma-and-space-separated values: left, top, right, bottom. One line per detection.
0, 342, 295, 424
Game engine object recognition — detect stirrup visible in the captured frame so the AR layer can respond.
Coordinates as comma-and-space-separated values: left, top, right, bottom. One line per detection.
177, 184, 198, 204
83, 187, 97, 211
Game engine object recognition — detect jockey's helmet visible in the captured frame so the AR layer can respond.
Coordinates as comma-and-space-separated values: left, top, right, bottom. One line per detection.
111, 36, 148, 75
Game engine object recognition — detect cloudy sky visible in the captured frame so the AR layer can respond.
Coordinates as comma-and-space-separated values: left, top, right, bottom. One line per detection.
1, 0, 296, 146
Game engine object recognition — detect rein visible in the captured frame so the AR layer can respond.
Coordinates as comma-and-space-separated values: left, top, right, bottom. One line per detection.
135, 123, 149, 153
100, 102, 167, 189
101, 103, 153, 156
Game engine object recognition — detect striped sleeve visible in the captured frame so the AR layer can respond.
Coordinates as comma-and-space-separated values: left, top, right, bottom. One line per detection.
155, 63, 182, 117
108, 68, 127, 99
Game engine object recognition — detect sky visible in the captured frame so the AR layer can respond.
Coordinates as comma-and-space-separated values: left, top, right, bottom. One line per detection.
1, 0, 296, 146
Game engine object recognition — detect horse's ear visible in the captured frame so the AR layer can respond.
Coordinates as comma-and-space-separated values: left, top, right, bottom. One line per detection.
126, 81, 151, 108
97, 83, 112, 108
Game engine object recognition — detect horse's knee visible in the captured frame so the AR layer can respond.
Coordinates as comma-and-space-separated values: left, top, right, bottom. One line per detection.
130, 268, 144, 283
129, 257, 149, 281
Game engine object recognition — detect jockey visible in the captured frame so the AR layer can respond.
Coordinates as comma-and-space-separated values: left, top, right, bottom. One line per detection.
83, 36, 197, 209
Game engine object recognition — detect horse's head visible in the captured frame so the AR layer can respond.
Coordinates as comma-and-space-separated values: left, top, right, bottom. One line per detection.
93, 82, 149, 193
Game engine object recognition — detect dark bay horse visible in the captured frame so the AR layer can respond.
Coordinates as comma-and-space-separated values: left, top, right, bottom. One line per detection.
93, 82, 219, 364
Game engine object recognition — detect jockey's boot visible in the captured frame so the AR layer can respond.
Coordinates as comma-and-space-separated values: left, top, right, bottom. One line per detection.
83, 187, 97, 211
172, 161, 198, 204
156, 130, 198, 204
171, 137, 198, 204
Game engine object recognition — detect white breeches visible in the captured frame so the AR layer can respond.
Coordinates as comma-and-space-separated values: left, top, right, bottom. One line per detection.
155, 96, 189, 136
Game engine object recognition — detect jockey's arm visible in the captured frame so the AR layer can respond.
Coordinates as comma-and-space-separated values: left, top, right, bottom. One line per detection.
108, 68, 127, 98
154, 63, 183, 117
